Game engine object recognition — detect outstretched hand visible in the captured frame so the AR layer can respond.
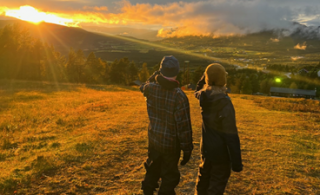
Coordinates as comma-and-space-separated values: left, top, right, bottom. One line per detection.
196, 74, 206, 91
180, 151, 192, 166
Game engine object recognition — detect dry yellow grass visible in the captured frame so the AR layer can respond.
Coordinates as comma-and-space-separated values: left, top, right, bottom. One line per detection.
0, 80, 319, 194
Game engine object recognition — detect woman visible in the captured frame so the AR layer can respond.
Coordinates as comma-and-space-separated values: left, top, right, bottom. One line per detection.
194, 63, 243, 195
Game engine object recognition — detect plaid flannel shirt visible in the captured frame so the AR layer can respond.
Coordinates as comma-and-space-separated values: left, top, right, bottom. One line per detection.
140, 82, 193, 154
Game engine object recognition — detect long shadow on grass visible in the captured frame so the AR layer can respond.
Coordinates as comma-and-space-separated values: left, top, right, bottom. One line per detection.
0, 79, 139, 113
0, 79, 139, 94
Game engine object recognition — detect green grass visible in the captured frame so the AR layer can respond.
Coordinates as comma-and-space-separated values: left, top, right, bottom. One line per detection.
0, 80, 319, 194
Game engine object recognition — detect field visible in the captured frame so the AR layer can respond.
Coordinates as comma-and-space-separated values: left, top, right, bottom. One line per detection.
1, 80, 320, 194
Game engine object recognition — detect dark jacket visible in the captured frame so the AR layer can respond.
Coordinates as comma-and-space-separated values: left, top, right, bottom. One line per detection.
140, 75, 193, 154
195, 75, 242, 170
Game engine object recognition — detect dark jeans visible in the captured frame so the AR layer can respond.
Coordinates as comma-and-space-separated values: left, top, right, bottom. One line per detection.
142, 149, 181, 195
196, 156, 231, 195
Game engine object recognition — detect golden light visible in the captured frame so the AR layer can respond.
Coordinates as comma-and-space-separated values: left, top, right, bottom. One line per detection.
5, 6, 77, 27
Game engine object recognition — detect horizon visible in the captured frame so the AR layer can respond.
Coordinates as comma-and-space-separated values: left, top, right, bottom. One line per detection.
1, 1, 320, 38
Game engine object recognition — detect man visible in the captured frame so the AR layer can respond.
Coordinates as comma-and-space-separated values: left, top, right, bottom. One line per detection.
194, 64, 243, 195
140, 56, 193, 195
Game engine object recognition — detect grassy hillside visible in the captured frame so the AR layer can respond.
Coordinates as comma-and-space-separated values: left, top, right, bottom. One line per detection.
0, 80, 319, 194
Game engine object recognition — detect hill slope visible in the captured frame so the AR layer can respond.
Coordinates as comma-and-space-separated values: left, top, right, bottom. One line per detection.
0, 20, 211, 66
0, 20, 128, 52
0, 80, 319, 194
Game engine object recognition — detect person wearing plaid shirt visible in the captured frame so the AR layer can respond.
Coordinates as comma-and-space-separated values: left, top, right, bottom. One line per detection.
140, 56, 193, 195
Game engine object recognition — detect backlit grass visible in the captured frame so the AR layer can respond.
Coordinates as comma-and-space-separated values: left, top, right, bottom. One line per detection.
0, 80, 319, 194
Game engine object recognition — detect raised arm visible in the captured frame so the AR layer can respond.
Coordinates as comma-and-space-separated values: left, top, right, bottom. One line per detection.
194, 74, 206, 100
195, 74, 206, 93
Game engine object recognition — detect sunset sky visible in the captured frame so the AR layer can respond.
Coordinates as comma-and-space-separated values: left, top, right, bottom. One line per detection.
1, 0, 320, 37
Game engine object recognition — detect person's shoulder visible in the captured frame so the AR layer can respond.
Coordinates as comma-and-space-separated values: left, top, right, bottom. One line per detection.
140, 82, 160, 94
176, 88, 188, 97
175, 88, 190, 103
145, 82, 161, 89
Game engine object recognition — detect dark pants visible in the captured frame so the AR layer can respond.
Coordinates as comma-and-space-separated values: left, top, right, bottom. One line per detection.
142, 149, 181, 195
196, 156, 231, 195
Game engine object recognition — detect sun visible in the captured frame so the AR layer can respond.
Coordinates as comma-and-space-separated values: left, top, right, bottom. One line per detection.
5, 6, 77, 27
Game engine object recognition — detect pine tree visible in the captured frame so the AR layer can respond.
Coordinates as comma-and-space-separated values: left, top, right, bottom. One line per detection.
241, 78, 253, 94
152, 63, 160, 73
289, 82, 298, 89
260, 78, 273, 94
119, 58, 130, 84
66, 48, 77, 82
32, 39, 44, 80
181, 69, 190, 86
139, 63, 150, 82
250, 75, 260, 93
50, 49, 67, 82
192, 65, 204, 84
127, 61, 139, 83
75, 49, 86, 82
84, 52, 105, 83
109, 58, 130, 84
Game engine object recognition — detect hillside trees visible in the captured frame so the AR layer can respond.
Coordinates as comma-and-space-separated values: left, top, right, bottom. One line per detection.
1, 23, 319, 99
289, 82, 298, 89
250, 74, 260, 93
260, 78, 275, 94
75, 49, 86, 82
31, 39, 44, 80
127, 61, 139, 83
107, 57, 140, 84
0, 24, 63, 81
192, 65, 204, 84
118, 58, 131, 85
0, 24, 23, 79
66, 48, 78, 82
241, 78, 253, 94
139, 63, 150, 82
42, 47, 67, 82
152, 63, 160, 73
84, 52, 106, 83
181, 69, 190, 85
0, 32, 143, 85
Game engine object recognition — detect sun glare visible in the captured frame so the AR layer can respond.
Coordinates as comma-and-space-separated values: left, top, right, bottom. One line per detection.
5, 6, 77, 27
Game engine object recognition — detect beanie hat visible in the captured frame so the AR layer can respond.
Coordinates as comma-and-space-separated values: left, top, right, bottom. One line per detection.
159, 56, 180, 77
205, 63, 227, 86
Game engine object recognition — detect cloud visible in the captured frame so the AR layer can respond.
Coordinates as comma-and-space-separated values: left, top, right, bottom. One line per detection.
270, 38, 279, 43
114, 0, 320, 37
2, 0, 320, 37
294, 42, 307, 50
291, 56, 304, 61
83, 6, 108, 11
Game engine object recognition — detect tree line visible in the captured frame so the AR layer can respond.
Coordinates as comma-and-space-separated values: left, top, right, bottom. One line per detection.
226, 67, 320, 97
0, 24, 214, 87
0, 24, 157, 85
1, 24, 319, 97
267, 64, 320, 79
